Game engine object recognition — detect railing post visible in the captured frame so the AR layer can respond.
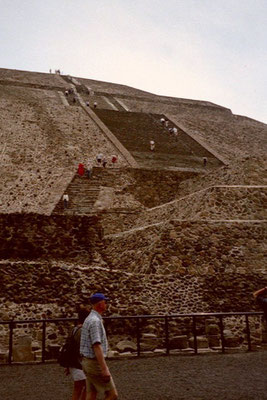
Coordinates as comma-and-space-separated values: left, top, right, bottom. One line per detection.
192, 315, 198, 354
42, 320, 46, 363
136, 317, 141, 357
218, 315, 225, 353
245, 315, 252, 351
8, 320, 14, 365
165, 316, 169, 355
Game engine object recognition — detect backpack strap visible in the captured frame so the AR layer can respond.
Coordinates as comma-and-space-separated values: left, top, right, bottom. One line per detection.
71, 325, 81, 338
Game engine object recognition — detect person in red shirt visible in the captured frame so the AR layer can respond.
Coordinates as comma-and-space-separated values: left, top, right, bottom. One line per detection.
111, 155, 117, 165
78, 163, 85, 176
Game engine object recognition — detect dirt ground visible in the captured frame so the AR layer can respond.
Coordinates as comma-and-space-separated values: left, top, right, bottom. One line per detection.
0, 352, 266, 400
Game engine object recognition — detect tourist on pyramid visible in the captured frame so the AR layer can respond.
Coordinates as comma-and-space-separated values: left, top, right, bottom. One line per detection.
172, 127, 178, 139
78, 163, 85, 176
93, 101, 98, 109
253, 286, 267, 321
111, 155, 118, 166
65, 305, 90, 400
86, 160, 92, 178
203, 157, 208, 167
150, 140, 155, 151
63, 193, 69, 209
160, 117, 165, 125
80, 293, 118, 400
96, 153, 103, 164
102, 156, 107, 168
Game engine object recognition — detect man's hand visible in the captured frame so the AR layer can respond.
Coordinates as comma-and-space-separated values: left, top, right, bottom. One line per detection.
101, 367, 111, 383
64, 368, 70, 376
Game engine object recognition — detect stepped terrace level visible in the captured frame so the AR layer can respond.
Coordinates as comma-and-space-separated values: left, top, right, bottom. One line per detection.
94, 109, 223, 169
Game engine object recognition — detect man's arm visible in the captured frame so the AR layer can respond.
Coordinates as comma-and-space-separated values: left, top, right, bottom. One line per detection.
253, 287, 267, 298
93, 343, 111, 382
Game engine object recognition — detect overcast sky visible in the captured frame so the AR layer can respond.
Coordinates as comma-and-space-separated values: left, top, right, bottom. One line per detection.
1, 0, 267, 123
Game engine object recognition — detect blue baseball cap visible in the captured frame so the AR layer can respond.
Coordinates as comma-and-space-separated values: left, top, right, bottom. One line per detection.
90, 293, 109, 304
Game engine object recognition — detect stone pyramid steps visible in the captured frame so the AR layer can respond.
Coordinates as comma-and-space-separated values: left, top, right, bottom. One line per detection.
94, 109, 222, 169
52, 168, 121, 215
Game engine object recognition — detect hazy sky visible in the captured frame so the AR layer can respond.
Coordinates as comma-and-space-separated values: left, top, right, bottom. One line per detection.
1, 0, 267, 123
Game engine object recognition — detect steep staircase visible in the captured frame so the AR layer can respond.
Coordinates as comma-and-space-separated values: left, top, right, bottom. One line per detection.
52, 168, 121, 215
94, 109, 222, 169
60, 76, 223, 170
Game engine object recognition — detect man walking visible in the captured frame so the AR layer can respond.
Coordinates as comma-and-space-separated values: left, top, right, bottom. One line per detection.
63, 193, 69, 209
80, 293, 118, 400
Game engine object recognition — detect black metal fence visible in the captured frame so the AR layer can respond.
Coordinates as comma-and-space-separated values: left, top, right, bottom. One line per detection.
0, 311, 264, 365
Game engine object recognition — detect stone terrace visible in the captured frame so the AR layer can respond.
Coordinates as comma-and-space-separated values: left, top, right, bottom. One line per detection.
103, 220, 266, 275
131, 185, 267, 228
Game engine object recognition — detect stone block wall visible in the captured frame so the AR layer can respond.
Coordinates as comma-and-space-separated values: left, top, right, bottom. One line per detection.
126, 168, 198, 208
132, 186, 267, 227
0, 262, 209, 360
0, 261, 265, 316
103, 220, 267, 276
0, 214, 101, 260
0, 260, 266, 361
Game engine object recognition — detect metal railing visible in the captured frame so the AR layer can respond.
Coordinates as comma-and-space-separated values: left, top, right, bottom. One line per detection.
0, 311, 264, 365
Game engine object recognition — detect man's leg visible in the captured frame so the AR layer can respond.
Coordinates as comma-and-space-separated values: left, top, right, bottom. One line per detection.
86, 387, 97, 400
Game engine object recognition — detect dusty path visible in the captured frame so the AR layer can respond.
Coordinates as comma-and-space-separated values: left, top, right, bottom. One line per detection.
0, 352, 266, 400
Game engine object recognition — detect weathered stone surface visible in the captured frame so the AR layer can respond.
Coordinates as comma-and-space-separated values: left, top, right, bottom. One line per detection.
0, 214, 101, 260
0, 350, 8, 363
189, 336, 209, 349
107, 350, 120, 358
140, 341, 158, 352
13, 345, 34, 362
169, 336, 188, 350
115, 340, 137, 353
16, 335, 32, 347
206, 324, 220, 335
207, 335, 220, 348
224, 336, 242, 348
